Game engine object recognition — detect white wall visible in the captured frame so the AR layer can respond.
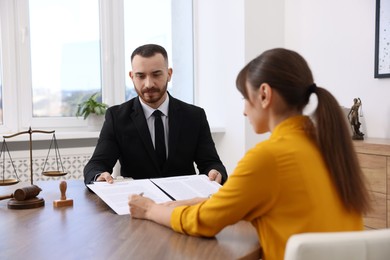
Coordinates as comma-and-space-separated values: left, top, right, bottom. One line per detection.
285, 0, 390, 138
243, 0, 284, 150
195, 0, 284, 174
194, 0, 245, 174
195, 0, 390, 175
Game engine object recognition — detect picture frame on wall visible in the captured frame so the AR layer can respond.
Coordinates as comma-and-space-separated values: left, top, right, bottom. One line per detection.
375, 0, 390, 78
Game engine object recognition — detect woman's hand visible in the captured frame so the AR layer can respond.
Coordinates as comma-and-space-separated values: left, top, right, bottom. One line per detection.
129, 194, 174, 227
128, 194, 155, 219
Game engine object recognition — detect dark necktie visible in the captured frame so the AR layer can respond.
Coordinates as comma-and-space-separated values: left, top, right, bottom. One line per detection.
152, 110, 166, 170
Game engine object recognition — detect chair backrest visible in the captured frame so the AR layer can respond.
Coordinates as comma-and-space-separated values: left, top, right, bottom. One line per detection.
284, 229, 390, 260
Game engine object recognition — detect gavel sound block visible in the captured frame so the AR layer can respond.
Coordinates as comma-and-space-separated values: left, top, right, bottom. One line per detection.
0, 185, 45, 209
53, 181, 73, 207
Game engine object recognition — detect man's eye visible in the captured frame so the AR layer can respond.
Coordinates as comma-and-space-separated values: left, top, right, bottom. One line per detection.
136, 74, 145, 79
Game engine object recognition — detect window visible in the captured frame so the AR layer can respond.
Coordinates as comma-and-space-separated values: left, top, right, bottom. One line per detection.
0, 0, 18, 133
29, 0, 101, 118
0, 0, 193, 134
0, 33, 3, 125
123, 0, 194, 103
0, 11, 4, 125
124, 0, 172, 100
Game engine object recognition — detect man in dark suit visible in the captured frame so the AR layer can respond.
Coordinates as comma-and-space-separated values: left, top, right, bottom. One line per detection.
84, 44, 227, 185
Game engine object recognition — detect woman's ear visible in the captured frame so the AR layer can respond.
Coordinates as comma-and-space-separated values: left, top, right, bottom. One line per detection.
259, 83, 272, 108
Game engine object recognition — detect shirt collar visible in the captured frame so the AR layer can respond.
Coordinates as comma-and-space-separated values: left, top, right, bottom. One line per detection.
138, 94, 170, 119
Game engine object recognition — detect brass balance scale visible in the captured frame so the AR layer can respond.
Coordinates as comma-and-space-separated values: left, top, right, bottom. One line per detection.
0, 127, 67, 209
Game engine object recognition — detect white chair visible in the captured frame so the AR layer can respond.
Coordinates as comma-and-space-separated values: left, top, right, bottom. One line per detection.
284, 229, 390, 260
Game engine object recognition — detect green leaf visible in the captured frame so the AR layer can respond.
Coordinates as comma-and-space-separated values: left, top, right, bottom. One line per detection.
75, 92, 108, 120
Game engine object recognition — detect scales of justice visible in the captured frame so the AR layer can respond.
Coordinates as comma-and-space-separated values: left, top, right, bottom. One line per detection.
0, 127, 67, 209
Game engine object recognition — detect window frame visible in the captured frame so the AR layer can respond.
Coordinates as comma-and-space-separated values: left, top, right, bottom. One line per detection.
0, 0, 193, 135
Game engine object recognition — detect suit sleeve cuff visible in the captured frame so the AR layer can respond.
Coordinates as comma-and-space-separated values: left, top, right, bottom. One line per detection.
92, 173, 101, 183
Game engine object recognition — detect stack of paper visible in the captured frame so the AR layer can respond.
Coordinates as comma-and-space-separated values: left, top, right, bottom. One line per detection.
87, 174, 221, 215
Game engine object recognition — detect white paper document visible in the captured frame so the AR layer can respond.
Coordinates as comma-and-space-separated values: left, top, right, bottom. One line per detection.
88, 179, 172, 215
150, 174, 221, 200
87, 174, 221, 215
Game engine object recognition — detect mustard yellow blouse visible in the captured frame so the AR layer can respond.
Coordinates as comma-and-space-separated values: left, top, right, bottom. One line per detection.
171, 116, 363, 260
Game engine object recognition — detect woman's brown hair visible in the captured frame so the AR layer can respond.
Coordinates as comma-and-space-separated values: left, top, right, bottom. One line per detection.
236, 48, 370, 214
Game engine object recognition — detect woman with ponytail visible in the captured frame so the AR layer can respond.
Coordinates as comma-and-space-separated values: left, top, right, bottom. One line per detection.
129, 48, 370, 260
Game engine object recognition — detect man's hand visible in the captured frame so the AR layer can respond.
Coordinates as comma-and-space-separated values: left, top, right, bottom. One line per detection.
208, 169, 222, 184
96, 172, 114, 184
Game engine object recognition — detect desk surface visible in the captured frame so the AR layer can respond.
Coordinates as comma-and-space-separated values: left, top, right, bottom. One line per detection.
0, 180, 261, 260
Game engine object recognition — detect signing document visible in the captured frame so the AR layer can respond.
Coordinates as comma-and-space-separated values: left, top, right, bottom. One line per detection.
87, 174, 221, 215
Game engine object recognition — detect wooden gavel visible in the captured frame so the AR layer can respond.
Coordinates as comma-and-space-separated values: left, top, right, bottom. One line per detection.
0, 185, 42, 201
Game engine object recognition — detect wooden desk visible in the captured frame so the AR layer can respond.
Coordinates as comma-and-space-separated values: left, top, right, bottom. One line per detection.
0, 180, 261, 259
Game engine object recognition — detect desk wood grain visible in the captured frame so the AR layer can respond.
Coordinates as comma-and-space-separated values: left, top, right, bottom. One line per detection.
0, 180, 261, 260
354, 138, 390, 229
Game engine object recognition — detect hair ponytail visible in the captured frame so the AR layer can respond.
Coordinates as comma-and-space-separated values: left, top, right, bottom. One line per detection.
313, 87, 370, 214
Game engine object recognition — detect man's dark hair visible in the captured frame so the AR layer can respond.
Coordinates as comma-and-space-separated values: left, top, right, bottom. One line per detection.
131, 44, 168, 64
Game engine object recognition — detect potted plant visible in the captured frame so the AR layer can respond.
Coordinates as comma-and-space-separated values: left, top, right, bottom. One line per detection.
76, 92, 108, 130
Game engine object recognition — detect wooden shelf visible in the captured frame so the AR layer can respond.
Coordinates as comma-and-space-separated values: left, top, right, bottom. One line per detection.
354, 138, 390, 229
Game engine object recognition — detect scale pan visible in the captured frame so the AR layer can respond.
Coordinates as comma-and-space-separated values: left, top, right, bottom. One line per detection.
42, 171, 67, 177
0, 178, 19, 186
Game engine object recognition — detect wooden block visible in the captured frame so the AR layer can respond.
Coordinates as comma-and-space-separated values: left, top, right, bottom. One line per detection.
53, 199, 73, 207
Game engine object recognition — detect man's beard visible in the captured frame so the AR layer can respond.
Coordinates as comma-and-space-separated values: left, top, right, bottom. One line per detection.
136, 82, 168, 104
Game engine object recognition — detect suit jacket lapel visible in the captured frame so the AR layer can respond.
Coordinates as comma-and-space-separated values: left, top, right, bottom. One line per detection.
131, 98, 161, 172
167, 97, 181, 165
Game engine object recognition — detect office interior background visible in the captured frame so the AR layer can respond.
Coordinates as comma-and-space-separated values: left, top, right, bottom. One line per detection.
0, 0, 389, 181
